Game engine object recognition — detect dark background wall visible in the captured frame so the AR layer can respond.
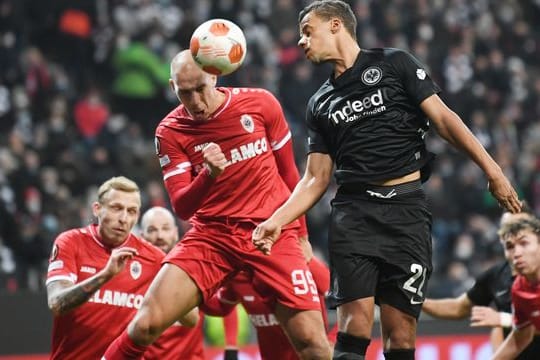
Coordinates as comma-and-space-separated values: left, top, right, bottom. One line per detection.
0, 291, 485, 355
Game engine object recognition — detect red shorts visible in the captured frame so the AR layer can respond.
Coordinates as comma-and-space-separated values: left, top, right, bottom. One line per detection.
164, 220, 321, 311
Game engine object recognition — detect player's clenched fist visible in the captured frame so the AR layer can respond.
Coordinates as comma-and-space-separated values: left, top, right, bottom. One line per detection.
203, 142, 228, 178
103, 247, 138, 277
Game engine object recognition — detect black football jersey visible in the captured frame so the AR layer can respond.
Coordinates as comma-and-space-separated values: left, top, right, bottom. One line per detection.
467, 261, 513, 313
306, 48, 441, 184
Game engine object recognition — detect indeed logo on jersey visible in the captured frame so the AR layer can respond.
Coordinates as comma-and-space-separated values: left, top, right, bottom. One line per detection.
226, 137, 268, 166
88, 289, 144, 309
249, 313, 279, 327
330, 89, 386, 124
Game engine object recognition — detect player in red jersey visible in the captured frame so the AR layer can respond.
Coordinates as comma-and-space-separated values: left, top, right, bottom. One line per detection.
492, 216, 540, 359
102, 50, 330, 360
46, 177, 197, 360
139, 206, 205, 360
202, 255, 330, 360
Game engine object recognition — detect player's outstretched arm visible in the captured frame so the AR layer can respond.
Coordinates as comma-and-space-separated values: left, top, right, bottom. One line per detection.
491, 325, 535, 360
252, 152, 333, 255
47, 247, 138, 316
420, 94, 521, 214
422, 293, 472, 319
490, 327, 505, 352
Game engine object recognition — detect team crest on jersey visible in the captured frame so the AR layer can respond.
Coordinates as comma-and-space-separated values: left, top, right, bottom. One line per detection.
240, 114, 254, 133
361, 66, 382, 85
416, 68, 426, 80
130, 260, 142, 280
154, 137, 161, 155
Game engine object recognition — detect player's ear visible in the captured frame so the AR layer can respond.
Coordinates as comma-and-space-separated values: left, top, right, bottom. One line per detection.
91, 201, 101, 219
330, 18, 341, 34
169, 79, 176, 94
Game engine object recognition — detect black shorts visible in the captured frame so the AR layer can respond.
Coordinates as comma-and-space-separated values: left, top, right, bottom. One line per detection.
327, 180, 432, 319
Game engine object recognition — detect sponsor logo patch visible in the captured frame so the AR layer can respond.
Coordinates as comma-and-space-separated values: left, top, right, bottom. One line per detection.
48, 260, 64, 272
159, 155, 171, 167
416, 68, 426, 80
80, 266, 97, 274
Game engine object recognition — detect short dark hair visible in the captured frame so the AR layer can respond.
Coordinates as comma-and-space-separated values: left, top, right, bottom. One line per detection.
498, 217, 540, 241
299, 0, 357, 40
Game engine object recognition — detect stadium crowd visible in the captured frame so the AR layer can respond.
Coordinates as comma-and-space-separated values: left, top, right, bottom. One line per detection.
0, 0, 540, 305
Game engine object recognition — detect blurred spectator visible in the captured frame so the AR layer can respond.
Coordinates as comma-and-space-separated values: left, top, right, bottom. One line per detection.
0, 0, 539, 298
73, 88, 110, 147
111, 34, 169, 134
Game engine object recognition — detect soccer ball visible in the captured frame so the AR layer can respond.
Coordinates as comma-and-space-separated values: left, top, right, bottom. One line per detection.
190, 19, 247, 76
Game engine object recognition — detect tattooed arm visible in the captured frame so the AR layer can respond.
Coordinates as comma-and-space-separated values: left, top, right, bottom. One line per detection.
47, 247, 138, 316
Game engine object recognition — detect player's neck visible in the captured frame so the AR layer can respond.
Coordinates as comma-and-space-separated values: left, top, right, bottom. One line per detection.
524, 270, 540, 285
209, 89, 227, 117
333, 42, 360, 78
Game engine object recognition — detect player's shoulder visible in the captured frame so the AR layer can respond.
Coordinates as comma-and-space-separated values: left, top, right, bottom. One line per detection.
156, 105, 186, 136
485, 260, 511, 278
55, 226, 90, 244
228, 86, 276, 101
379, 47, 411, 60
130, 234, 166, 259
309, 79, 332, 103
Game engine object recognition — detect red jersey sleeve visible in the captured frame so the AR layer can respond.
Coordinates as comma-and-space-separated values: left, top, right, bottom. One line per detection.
262, 90, 308, 236
46, 230, 80, 285
261, 90, 291, 149
155, 129, 216, 220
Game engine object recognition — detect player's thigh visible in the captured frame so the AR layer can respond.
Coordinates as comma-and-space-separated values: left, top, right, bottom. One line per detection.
165, 226, 236, 302
336, 297, 375, 337
274, 303, 328, 350
379, 303, 416, 349
136, 263, 201, 330
247, 229, 322, 311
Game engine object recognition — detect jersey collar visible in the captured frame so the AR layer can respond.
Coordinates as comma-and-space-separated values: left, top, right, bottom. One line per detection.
88, 224, 132, 250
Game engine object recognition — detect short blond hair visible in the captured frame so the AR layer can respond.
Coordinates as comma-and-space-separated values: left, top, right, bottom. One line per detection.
498, 217, 540, 241
97, 176, 140, 204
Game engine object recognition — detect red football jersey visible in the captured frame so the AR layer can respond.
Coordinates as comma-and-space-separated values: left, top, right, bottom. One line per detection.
46, 224, 165, 360
144, 312, 205, 360
512, 275, 540, 330
155, 87, 293, 220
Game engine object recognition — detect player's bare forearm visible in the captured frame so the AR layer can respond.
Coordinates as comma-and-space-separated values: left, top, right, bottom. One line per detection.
47, 271, 113, 316
270, 153, 332, 227
422, 294, 472, 319
490, 327, 505, 351
422, 95, 521, 213
492, 326, 534, 360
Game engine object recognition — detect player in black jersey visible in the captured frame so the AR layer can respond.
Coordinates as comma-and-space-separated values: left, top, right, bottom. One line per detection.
252, 1, 522, 360
423, 211, 540, 359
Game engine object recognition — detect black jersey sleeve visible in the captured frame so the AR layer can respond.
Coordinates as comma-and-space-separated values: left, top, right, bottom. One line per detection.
466, 266, 496, 306
306, 96, 329, 155
389, 49, 441, 105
